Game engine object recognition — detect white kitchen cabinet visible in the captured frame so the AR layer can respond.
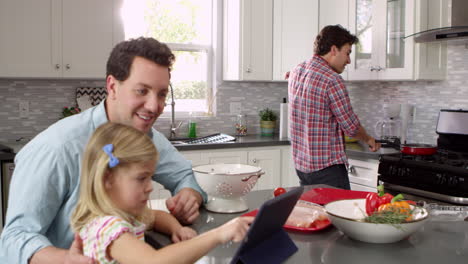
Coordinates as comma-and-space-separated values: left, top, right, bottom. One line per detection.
0, 0, 57, 78
0, 0, 122, 79
60, 0, 122, 78
280, 145, 300, 187
272, 0, 318, 81
319, 0, 349, 30
201, 150, 248, 165
179, 147, 282, 191
347, 0, 446, 81
347, 157, 378, 192
350, 183, 376, 192
149, 146, 295, 198
318, 0, 350, 80
246, 148, 281, 190
223, 0, 273, 81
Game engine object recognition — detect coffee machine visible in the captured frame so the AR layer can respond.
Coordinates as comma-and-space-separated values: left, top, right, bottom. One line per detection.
375, 103, 415, 146
375, 104, 402, 145
399, 103, 415, 144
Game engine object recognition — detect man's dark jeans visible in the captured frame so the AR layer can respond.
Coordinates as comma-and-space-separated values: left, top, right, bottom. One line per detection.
296, 164, 351, 190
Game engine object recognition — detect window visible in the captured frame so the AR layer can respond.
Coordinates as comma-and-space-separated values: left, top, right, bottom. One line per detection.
121, 0, 214, 116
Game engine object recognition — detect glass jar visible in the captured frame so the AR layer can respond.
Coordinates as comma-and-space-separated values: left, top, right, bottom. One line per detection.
235, 114, 247, 136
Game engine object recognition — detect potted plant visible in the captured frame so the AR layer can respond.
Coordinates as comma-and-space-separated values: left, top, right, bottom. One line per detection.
258, 108, 277, 136
62, 106, 81, 118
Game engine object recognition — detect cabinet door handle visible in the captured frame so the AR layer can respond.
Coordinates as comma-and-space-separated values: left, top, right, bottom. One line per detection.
246, 67, 252, 73
348, 165, 372, 175
375, 66, 384, 72
369, 66, 376, 71
66, 64, 71, 70
252, 158, 257, 163
351, 164, 372, 170
55, 64, 60, 70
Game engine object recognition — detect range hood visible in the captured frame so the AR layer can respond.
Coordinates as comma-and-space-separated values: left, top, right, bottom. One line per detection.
410, 0, 468, 43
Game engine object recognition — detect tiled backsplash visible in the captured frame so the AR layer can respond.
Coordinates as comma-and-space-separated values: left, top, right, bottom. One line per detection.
1, 43, 467, 145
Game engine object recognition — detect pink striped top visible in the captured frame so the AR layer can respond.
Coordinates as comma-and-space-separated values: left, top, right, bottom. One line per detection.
79, 215, 146, 263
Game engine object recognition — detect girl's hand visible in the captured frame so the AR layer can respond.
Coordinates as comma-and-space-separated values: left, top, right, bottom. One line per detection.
171, 226, 197, 243
217, 216, 254, 244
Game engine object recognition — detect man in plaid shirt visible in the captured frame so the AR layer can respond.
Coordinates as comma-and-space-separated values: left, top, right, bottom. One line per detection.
288, 25, 380, 189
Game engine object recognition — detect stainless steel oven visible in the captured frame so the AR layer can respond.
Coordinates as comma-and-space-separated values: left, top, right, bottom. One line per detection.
378, 109, 468, 205
1, 145, 15, 233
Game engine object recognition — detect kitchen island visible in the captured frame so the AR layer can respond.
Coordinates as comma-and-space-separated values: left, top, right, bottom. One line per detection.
145, 185, 468, 264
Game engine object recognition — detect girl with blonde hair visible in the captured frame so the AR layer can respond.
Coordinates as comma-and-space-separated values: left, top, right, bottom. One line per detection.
71, 122, 253, 263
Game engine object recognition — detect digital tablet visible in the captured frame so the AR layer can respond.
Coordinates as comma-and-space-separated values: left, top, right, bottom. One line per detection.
230, 186, 304, 264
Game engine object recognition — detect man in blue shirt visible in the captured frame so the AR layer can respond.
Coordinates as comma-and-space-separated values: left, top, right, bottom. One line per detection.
0, 37, 207, 264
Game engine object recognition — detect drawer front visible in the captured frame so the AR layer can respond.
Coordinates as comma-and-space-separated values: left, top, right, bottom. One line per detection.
350, 183, 377, 192
347, 158, 378, 189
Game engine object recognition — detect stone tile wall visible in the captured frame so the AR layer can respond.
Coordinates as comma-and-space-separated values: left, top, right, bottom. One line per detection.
0, 43, 467, 145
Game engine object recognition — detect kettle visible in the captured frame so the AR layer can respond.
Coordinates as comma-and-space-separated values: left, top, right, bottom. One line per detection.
375, 117, 401, 142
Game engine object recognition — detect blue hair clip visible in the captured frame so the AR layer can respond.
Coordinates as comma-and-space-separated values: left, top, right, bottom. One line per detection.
102, 144, 119, 168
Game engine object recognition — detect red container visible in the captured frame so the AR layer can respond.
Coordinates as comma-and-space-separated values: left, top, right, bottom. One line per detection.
401, 144, 437, 155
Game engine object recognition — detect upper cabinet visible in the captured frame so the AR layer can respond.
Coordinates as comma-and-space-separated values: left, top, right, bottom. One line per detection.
0, 0, 57, 78
223, 0, 273, 81
318, 0, 350, 80
272, 0, 318, 81
61, 0, 123, 78
0, 0, 123, 79
347, 0, 447, 81
224, 0, 319, 81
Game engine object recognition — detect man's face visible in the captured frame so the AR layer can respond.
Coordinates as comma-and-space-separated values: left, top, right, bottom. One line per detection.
106, 56, 169, 133
329, 43, 352, 74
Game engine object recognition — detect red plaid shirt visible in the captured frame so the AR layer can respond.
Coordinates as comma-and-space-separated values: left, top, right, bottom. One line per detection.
288, 55, 360, 173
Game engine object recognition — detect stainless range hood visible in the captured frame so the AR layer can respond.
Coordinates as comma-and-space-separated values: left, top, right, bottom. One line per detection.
410, 0, 468, 43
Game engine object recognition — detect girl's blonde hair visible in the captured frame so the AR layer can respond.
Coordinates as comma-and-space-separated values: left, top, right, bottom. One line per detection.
71, 122, 158, 232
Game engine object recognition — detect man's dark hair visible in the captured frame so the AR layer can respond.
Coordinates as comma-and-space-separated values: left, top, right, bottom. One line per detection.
106, 37, 175, 81
314, 25, 359, 56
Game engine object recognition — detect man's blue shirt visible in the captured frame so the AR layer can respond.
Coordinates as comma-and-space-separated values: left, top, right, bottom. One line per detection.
0, 101, 206, 263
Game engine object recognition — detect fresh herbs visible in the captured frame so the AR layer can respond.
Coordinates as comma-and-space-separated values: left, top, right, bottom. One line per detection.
364, 185, 415, 226
364, 208, 414, 226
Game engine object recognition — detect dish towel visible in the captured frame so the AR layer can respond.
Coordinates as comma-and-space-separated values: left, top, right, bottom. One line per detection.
76, 87, 107, 110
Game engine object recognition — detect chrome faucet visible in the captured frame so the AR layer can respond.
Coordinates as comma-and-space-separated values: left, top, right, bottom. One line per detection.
169, 83, 182, 139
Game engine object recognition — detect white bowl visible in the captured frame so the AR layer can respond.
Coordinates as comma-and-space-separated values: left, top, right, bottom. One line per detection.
324, 199, 429, 243
193, 164, 264, 213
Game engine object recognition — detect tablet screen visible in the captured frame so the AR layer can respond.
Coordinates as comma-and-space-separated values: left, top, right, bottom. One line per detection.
230, 186, 304, 264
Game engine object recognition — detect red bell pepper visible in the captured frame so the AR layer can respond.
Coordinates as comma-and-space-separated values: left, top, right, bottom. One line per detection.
365, 192, 381, 216
378, 185, 394, 204
365, 185, 395, 216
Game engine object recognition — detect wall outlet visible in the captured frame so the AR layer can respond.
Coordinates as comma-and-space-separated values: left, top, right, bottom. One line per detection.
230, 102, 242, 115
19, 100, 29, 118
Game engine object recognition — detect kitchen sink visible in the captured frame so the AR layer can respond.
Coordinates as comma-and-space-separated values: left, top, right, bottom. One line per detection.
167, 133, 237, 145
167, 137, 192, 145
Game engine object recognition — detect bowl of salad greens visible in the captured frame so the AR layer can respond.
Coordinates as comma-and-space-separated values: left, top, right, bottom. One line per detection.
324, 197, 429, 243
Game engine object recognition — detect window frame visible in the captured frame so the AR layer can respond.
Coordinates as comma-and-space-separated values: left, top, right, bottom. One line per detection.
161, 42, 214, 118
120, 0, 217, 119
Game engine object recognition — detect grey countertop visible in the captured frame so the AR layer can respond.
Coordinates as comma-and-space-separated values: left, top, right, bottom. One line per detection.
173, 134, 290, 151
345, 141, 400, 160
173, 134, 399, 160
0, 135, 398, 161
145, 185, 468, 264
